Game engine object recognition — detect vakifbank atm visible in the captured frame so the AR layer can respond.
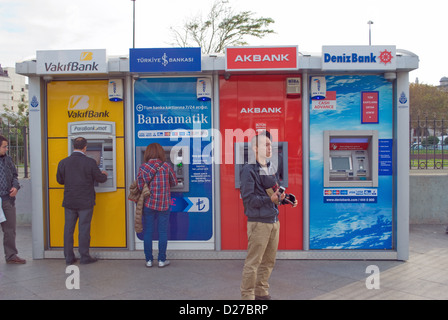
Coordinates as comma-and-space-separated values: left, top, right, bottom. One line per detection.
18, 45, 418, 260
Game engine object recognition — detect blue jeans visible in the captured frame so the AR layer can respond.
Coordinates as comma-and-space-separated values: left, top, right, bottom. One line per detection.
143, 207, 170, 262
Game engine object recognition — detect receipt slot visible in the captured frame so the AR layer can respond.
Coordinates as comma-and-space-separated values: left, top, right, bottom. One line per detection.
136, 145, 190, 193
324, 130, 378, 187
68, 121, 117, 193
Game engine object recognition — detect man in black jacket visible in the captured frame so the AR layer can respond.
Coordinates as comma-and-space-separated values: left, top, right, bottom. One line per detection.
239, 131, 297, 300
0, 135, 25, 264
57, 137, 108, 265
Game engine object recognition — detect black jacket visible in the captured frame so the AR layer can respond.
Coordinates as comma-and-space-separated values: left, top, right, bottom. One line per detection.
0, 154, 20, 200
56, 152, 108, 210
239, 162, 279, 223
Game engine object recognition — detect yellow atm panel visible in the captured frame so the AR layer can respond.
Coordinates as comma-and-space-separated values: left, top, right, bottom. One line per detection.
47, 80, 126, 248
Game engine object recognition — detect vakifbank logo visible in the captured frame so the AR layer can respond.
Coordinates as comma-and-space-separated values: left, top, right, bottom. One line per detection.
67, 95, 110, 118
80, 52, 93, 61
68, 95, 90, 110
36, 49, 107, 74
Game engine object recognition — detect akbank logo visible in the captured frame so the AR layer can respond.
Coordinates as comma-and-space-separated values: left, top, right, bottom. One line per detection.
68, 95, 89, 110
80, 52, 93, 61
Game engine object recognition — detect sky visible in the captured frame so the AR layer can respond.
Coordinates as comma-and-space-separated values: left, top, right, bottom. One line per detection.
0, 0, 445, 85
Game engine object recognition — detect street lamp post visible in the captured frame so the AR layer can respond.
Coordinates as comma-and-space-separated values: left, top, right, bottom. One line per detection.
367, 20, 373, 46
131, 0, 136, 48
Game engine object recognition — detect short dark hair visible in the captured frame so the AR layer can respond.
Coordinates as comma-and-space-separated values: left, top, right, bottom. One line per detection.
144, 142, 166, 163
251, 130, 272, 148
0, 135, 8, 145
73, 137, 87, 150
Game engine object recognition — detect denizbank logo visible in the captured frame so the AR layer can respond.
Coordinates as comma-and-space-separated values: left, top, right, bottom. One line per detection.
322, 46, 396, 71
37, 49, 107, 74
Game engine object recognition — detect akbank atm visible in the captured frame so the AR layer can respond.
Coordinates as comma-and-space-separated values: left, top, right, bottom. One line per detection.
68, 121, 117, 192
324, 130, 378, 188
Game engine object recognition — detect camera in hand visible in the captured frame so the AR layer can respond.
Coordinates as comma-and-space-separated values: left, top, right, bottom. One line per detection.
278, 186, 296, 206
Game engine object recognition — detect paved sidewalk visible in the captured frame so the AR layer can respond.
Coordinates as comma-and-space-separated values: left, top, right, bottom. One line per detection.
0, 224, 447, 300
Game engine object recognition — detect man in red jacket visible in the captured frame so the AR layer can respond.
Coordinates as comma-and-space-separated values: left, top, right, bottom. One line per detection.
57, 137, 108, 265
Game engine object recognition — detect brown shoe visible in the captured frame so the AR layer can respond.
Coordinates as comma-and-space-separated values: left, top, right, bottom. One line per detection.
6, 256, 26, 264
255, 295, 272, 300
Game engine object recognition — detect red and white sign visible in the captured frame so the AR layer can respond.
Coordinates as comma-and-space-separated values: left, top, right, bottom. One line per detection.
330, 143, 369, 151
361, 91, 379, 123
225, 46, 298, 71
312, 91, 337, 110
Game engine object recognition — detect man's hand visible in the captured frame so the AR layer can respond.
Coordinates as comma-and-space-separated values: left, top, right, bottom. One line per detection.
270, 190, 285, 204
9, 187, 18, 197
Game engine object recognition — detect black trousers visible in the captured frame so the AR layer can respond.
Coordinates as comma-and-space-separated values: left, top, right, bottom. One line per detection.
64, 207, 94, 263
1, 199, 18, 261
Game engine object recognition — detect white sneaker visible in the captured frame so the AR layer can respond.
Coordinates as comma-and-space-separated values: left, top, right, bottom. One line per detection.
158, 260, 170, 268
145, 260, 153, 268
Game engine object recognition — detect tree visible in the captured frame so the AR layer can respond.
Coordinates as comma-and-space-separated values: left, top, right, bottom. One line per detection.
410, 83, 448, 120
170, 0, 275, 54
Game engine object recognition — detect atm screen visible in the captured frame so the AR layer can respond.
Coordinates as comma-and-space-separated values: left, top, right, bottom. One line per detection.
86, 150, 102, 166
331, 156, 351, 171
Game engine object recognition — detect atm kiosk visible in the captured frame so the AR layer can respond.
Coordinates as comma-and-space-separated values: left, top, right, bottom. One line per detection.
68, 121, 117, 193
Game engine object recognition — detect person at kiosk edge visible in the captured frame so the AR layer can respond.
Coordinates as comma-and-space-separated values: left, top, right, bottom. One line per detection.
57, 137, 108, 265
239, 131, 298, 300
0, 135, 25, 264
137, 143, 177, 268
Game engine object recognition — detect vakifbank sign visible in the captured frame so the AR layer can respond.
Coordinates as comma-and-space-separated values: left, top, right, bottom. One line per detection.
36, 49, 107, 74
322, 46, 396, 71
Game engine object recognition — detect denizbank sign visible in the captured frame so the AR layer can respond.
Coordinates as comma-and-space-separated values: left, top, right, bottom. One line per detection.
322, 46, 396, 70
36, 49, 107, 74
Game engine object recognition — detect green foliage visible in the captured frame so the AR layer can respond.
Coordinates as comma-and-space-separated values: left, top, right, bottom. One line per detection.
170, 0, 275, 54
410, 83, 448, 119
421, 136, 439, 146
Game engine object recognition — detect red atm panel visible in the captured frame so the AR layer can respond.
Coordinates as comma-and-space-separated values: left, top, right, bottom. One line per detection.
219, 75, 303, 250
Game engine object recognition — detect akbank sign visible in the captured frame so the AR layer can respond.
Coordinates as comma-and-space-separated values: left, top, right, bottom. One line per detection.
130, 48, 201, 72
36, 49, 107, 74
322, 46, 396, 70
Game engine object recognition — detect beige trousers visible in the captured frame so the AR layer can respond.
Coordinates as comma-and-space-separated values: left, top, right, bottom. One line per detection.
240, 221, 280, 300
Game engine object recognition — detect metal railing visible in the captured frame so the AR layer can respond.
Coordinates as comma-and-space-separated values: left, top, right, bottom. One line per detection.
0, 123, 30, 178
410, 115, 448, 170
